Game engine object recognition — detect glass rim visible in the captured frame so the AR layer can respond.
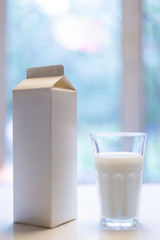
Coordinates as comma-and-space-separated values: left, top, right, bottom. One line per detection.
90, 132, 147, 138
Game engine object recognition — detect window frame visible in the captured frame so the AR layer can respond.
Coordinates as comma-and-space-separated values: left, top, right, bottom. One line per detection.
0, 0, 5, 166
122, 0, 144, 132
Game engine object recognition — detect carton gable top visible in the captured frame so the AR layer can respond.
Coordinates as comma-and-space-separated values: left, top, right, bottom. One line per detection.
14, 65, 76, 91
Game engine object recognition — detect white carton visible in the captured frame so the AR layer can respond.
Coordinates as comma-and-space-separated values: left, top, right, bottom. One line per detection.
13, 65, 77, 228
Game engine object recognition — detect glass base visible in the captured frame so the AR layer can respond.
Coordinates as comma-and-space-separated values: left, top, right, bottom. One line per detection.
100, 217, 138, 231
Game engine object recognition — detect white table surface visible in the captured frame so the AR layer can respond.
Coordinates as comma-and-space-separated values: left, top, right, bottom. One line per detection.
0, 184, 160, 240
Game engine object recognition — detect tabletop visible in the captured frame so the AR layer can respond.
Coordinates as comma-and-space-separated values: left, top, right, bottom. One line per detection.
0, 184, 160, 240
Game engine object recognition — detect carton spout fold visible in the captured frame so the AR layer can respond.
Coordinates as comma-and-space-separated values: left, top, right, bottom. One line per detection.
27, 65, 64, 78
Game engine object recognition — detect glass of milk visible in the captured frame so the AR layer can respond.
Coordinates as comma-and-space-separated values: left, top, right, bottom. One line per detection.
90, 132, 147, 230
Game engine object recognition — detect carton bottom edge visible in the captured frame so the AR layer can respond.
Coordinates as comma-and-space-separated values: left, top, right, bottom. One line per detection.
14, 217, 77, 229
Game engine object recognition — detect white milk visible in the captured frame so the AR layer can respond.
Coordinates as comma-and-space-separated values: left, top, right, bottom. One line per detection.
95, 152, 143, 220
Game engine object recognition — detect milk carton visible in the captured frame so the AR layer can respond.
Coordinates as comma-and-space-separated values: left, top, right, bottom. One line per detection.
13, 65, 77, 228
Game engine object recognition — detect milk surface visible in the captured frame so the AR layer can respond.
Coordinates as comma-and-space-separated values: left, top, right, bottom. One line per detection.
95, 152, 143, 220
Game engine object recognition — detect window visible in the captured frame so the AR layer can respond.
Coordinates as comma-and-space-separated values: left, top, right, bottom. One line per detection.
1, 0, 159, 184
143, 0, 160, 182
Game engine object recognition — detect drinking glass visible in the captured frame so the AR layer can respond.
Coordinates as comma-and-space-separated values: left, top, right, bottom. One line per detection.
90, 132, 147, 230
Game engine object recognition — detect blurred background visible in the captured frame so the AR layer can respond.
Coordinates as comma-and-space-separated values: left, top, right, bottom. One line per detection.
0, 0, 160, 184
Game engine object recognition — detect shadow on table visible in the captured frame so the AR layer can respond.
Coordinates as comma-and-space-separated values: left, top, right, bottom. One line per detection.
0, 223, 48, 240
0, 220, 78, 240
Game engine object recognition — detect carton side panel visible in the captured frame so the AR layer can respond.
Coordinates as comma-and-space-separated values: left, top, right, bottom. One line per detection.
53, 76, 76, 90
13, 89, 52, 227
51, 89, 77, 227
